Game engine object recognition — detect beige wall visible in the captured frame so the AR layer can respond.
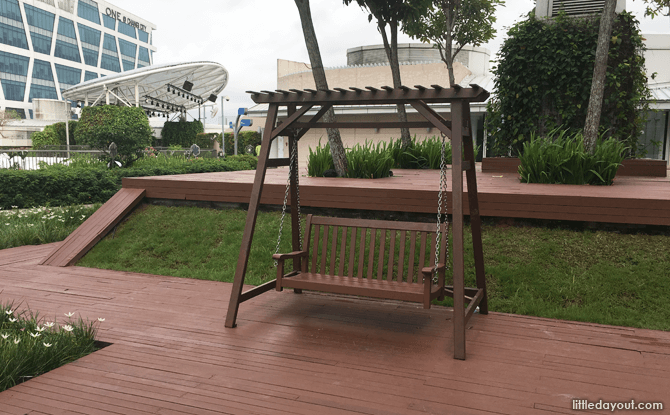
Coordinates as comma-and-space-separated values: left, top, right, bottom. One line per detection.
277, 59, 470, 91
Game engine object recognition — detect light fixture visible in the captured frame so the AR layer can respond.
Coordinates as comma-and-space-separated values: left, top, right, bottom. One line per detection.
208, 94, 217, 103
183, 80, 193, 92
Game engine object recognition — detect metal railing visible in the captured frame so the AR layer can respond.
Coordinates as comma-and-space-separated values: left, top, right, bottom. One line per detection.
0, 148, 104, 170
0, 146, 219, 170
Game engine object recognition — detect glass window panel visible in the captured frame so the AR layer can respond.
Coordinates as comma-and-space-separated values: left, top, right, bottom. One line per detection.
56, 16, 76, 38
0, 0, 23, 22
29, 83, 58, 101
102, 14, 115, 30
23, 4, 54, 31
138, 29, 148, 43
84, 70, 97, 81
101, 54, 120, 72
102, 33, 117, 52
77, 23, 100, 66
54, 41, 80, 62
55, 16, 80, 62
0, 50, 29, 75
118, 39, 135, 58
0, 23, 28, 49
32, 59, 53, 81
54, 63, 80, 93
1, 79, 25, 101
77, 0, 100, 25
117, 20, 136, 38
24, 4, 54, 54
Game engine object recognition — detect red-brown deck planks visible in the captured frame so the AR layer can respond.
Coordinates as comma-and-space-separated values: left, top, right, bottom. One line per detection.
1, 245, 669, 414
122, 168, 670, 226
41, 188, 146, 267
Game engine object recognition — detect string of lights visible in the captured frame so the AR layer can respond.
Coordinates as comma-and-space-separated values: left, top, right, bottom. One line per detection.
167, 83, 204, 104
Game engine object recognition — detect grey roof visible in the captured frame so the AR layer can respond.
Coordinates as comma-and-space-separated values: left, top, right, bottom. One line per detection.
62, 62, 228, 113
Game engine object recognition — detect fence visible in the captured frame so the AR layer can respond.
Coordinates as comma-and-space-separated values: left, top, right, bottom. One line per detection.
0, 148, 104, 170
0, 146, 218, 170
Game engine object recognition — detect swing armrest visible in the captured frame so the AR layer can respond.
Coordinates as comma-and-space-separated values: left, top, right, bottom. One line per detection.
421, 263, 445, 276
272, 251, 308, 261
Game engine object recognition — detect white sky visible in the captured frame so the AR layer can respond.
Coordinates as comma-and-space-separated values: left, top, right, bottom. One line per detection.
110, 0, 669, 125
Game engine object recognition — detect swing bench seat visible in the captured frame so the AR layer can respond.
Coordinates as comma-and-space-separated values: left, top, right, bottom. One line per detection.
273, 215, 453, 309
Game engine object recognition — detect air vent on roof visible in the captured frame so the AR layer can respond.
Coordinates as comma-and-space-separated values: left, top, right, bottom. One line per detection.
536, 0, 625, 18
552, 0, 605, 16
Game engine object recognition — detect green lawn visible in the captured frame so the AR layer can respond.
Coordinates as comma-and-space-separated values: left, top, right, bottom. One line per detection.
78, 204, 670, 331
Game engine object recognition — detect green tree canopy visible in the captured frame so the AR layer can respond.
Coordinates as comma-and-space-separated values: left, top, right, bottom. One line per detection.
404, 0, 503, 85
75, 106, 152, 167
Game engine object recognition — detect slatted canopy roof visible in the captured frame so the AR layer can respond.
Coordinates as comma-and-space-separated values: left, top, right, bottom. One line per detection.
62, 62, 228, 115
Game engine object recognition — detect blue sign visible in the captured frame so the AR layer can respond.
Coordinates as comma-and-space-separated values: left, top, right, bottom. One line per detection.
240, 119, 253, 127
229, 122, 234, 128
237, 108, 248, 116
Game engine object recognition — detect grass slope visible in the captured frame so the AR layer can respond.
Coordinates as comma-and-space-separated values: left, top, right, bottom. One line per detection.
79, 205, 670, 331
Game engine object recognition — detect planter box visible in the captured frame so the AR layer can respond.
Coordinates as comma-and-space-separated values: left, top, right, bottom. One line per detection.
481, 157, 667, 178
617, 158, 667, 177
481, 157, 521, 173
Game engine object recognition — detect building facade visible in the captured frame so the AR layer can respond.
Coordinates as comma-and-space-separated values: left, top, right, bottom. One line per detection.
0, 0, 156, 121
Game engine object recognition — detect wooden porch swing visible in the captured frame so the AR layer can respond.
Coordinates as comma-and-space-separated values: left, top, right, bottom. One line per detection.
225, 84, 489, 360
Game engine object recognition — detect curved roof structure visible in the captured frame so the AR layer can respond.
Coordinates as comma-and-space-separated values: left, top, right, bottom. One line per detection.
62, 62, 228, 115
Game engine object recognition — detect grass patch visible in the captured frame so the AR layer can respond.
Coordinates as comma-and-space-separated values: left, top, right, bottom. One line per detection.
79, 205, 670, 331
0, 204, 101, 250
0, 302, 103, 392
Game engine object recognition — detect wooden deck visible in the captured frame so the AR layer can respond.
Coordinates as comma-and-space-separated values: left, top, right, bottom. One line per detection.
41, 188, 145, 267
122, 168, 670, 226
1, 244, 669, 414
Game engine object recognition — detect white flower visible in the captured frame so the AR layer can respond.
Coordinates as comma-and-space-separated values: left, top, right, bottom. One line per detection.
4, 223, 8, 226
44, 321, 54, 328
1, 333, 8, 340
8, 318, 16, 323
64, 312, 75, 318
43, 342, 51, 348
13, 338, 20, 344
62, 325, 73, 332
97, 318, 105, 322
35, 326, 45, 332
30, 332, 41, 338
5, 310, 12, 315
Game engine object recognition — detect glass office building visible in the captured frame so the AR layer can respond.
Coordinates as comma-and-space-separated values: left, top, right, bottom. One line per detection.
0, 0, 156, 118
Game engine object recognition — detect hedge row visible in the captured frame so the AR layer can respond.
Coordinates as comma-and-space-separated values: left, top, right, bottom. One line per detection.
0, 156, 257, 209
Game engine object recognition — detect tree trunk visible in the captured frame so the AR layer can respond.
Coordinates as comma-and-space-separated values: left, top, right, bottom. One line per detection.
583, 0, 617, 154
294, 0, 348, 176
440, 0, 457, 86
378, 19, 411, 148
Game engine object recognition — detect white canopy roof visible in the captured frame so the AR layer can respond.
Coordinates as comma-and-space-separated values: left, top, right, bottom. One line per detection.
62, 62, 228, 114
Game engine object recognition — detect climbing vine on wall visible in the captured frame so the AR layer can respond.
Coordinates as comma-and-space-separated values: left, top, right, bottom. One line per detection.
485, 11, 651, 157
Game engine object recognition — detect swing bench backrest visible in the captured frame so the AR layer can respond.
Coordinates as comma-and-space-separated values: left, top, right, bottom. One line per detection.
274, 215, 447, 308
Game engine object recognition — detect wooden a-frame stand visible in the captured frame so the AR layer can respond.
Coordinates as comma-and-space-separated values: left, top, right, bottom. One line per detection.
225, 85, 489, 360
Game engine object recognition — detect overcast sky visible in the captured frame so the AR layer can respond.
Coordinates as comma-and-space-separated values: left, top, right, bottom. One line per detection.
110, 0, 669, 125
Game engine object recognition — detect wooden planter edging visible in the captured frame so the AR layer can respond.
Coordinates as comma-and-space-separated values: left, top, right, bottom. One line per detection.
481, 157, 521, 173
618, 158, 667, 177
481, 157, 667, 177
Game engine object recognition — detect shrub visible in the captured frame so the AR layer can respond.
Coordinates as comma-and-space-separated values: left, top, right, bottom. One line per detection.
30, 126, 59, 149
75, 106, 152, 167
222, 131, 262, 156
345, 141, 394, 179
307, 140, 335, 177
0, 156, 257, 209
518, 129, 626, 185
195, 133, 220, 149
161, 121, 204, 147
486, 11, 650, 157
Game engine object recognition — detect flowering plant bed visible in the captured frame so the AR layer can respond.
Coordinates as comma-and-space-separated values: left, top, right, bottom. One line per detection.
0, 302, 104, 392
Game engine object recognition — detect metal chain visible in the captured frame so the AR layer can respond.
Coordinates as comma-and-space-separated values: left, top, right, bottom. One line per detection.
434, 133, 450, 284
274, 139, 301, 266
